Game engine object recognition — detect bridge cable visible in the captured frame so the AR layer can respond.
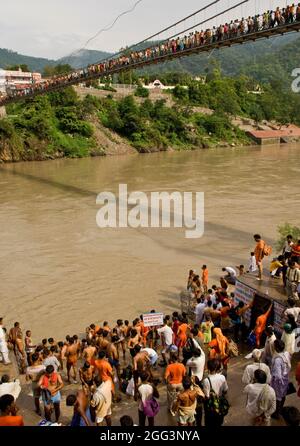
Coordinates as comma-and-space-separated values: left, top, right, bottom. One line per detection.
160, 0, 250, 43
63, 0, 146, 64
73, 0, 250, 74
94, 0, 224, 64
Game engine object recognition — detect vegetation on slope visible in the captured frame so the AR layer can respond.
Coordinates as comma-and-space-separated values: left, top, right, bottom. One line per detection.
1, 65, 300, 161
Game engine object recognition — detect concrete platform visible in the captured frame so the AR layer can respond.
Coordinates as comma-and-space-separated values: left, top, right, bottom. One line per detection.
237, 272, 290, 306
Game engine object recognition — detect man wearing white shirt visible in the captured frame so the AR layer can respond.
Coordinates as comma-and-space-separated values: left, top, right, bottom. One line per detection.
0, 375, 21, 400
248, 252, 258, 274
207, 289, 216, 305
284, 299, 300, 323
186, 347, 206, 382
195, 297, 206, 325
243, 369, 276, 425
141, 348, 158, 366
222, 267, 237, 285
0, 317, 11, 365
242, 350, 271, 385
261, 326, 276, 367
157, 320, 174, 365
203, 359, 228, 427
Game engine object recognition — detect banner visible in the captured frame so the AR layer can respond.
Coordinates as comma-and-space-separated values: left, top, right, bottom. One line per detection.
143, 312, 164, 327
234, 280, 256, 326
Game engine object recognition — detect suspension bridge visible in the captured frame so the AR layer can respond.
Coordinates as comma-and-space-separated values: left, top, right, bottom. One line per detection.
0, 0, 300, 106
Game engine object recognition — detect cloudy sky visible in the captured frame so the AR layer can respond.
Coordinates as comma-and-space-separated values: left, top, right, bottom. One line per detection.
0, 0, 288, 60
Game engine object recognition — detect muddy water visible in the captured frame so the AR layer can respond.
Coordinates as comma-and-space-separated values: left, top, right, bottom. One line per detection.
0, 144, 299, 341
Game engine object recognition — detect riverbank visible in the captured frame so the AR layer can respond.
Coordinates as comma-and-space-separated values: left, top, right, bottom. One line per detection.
0, 86, 253, 163
2, 69, 300, 163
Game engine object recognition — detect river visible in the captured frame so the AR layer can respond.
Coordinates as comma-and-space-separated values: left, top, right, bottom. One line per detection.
0, 144, 299, 340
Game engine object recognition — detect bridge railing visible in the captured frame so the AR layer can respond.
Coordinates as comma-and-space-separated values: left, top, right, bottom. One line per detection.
1, 17, 300, 106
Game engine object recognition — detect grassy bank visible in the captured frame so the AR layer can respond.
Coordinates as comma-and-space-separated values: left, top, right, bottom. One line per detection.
0, 89, 252, 162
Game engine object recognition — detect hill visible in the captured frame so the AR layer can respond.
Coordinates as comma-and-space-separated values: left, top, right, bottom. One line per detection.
0, 48, 112, 72
57, 49, 113, 69
0, 48, 55, 72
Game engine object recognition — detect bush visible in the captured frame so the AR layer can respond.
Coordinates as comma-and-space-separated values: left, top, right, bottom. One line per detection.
0, 119, 15, 138
135, 85, 149, 98
195, 113, 232, 139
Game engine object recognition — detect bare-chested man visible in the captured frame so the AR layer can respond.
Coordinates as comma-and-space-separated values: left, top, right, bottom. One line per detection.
128, 329, 141, 362
102, 321, 111, 333
106, 335, 120, 380
25, 330, 36, 366
66, 389, 93, 426
26, 352, 45, 415
73, 335, 81, 359
56, 341, 64, 371
38, 365, 64, 422
79, 362, 95, 395
132, 318, 142, 337
9, 322, 26, 374
65, 337, 80, 384
86, 324, 96, 340
133, 345, 151, 375
97, 330, 110, 353
114, 320, 126, 361
83, 339, 97, 365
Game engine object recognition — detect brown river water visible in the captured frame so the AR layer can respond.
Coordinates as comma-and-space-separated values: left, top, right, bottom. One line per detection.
0, 144, 299, 341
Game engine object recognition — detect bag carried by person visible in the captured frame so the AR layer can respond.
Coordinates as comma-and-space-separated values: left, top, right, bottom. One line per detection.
286, 382, 297, 396
126, 377, 135, 397
183, 338, 200, 360
205, 377, 229, 417
143, 397, 160, 418
263, 244, 272, 257
247, 331, 256, 347
227, 339, 239, 357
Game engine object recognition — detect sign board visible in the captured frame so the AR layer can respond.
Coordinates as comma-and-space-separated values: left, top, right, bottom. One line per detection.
235, 279, 287, 332
143, 312, 164, 327
273, 301, 286, 333
234, 280, 256, 326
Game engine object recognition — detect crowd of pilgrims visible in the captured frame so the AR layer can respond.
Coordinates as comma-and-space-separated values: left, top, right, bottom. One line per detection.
0, 273, 300, 426
1, 4, 300, 105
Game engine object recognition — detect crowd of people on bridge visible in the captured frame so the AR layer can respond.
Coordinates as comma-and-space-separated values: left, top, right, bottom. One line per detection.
0, 233, 299, 427
1, 4, 300, 105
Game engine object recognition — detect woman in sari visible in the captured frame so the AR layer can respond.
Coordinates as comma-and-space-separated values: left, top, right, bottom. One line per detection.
208, 328, 230, 375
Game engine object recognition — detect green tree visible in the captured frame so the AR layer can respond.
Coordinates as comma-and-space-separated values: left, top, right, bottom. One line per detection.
5, 64, 30, 72
173, 85, 189, 102
135, 85, 149, 98
276, 223, 300, 252
43, 64, 73, 77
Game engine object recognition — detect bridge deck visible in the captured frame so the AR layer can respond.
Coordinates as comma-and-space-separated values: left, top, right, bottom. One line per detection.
1, 21, 300, 105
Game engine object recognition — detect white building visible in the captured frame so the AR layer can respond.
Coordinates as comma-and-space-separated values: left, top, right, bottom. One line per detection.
143, 79, 177, 90
0, 68, 42, 94
0, 69, 6, 94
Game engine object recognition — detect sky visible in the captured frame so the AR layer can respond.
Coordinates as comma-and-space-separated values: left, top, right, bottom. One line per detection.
0, 0, 289, 60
